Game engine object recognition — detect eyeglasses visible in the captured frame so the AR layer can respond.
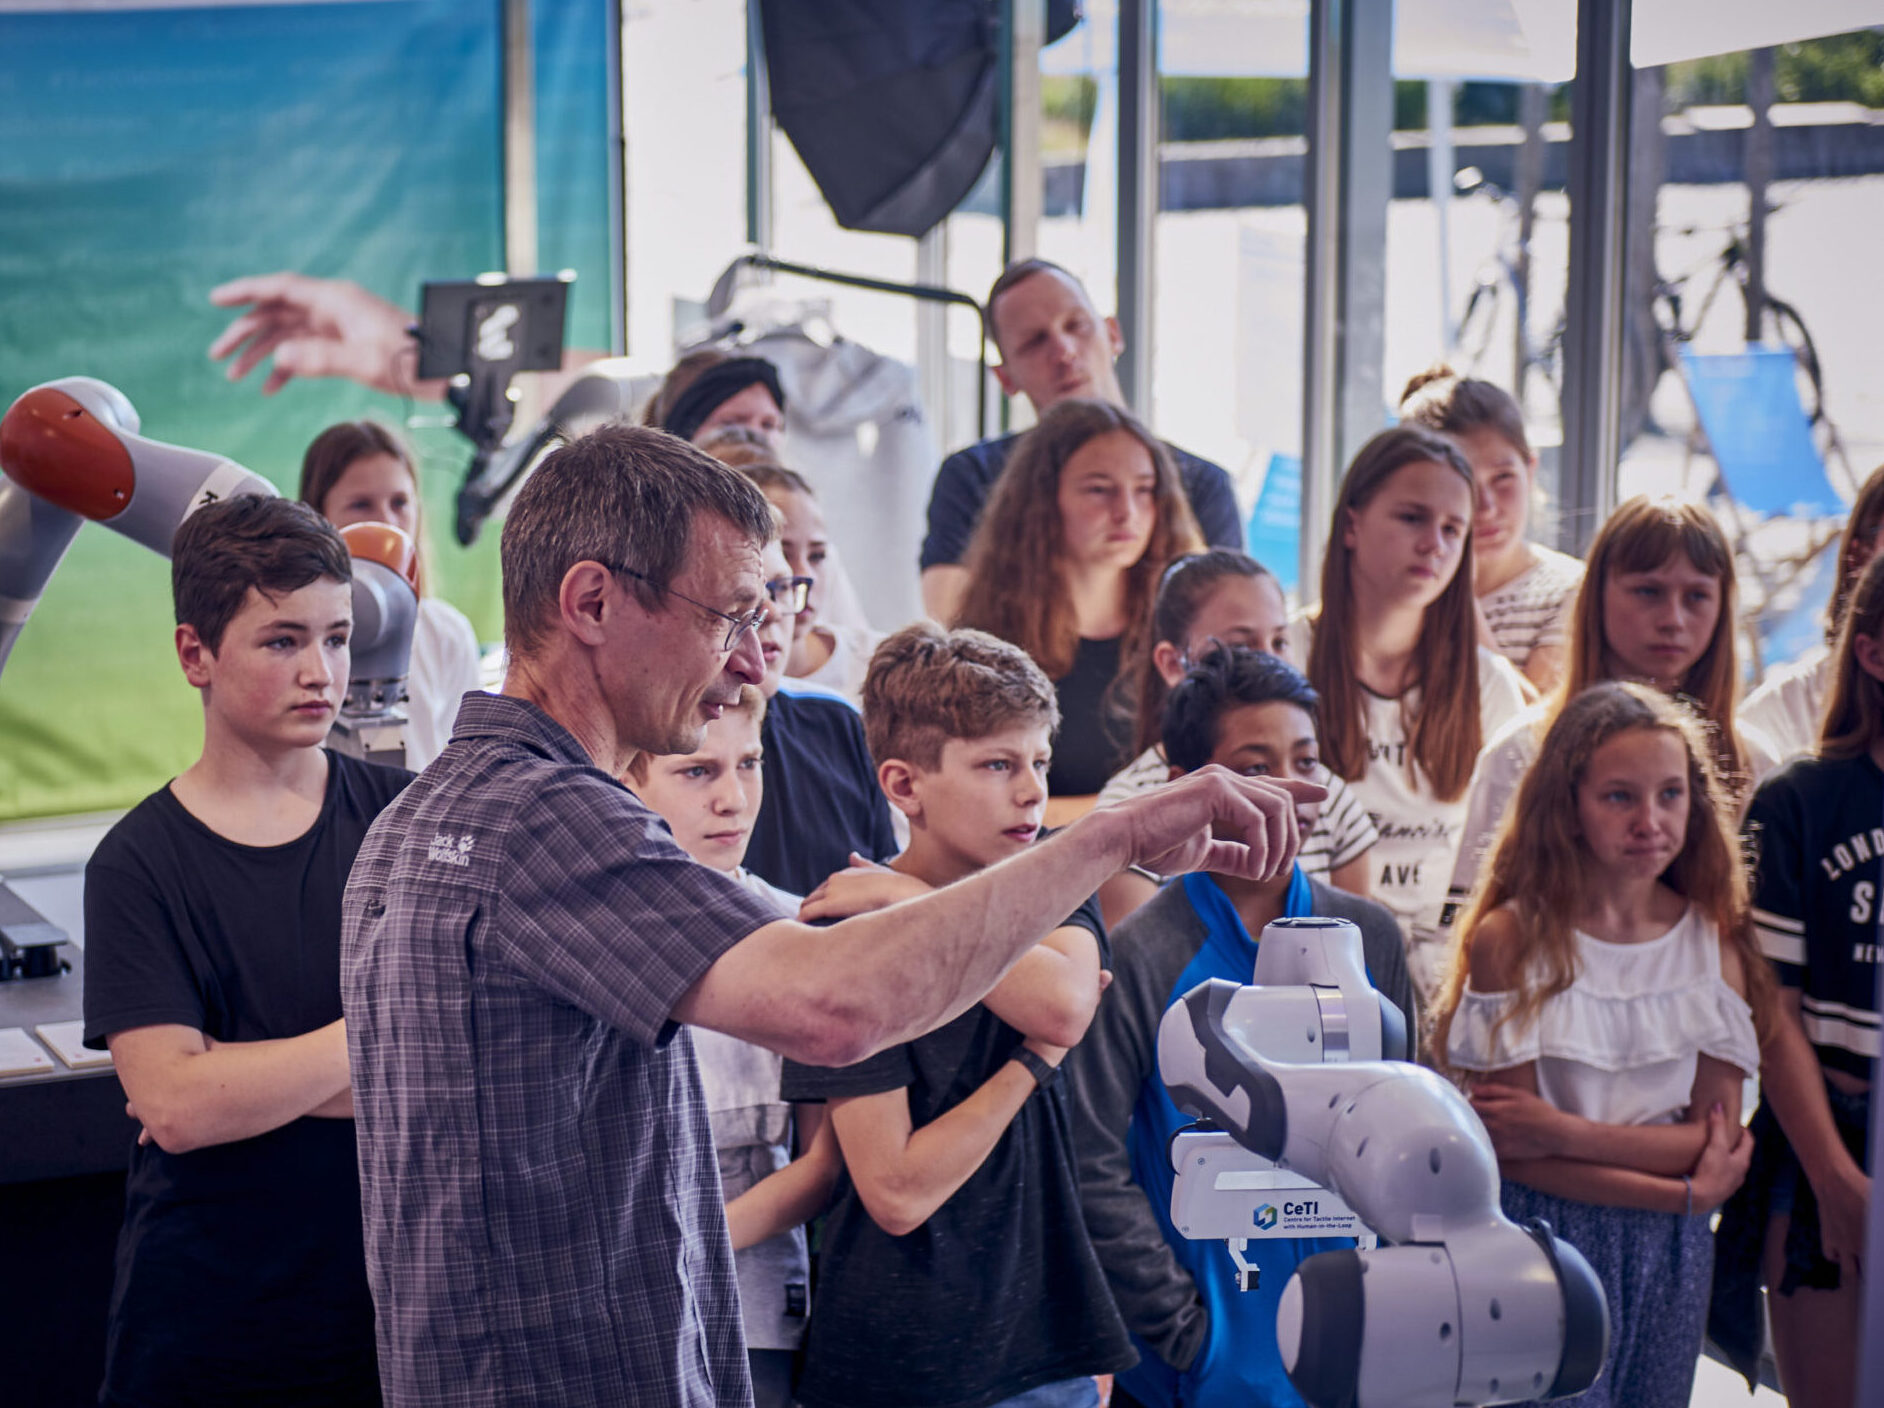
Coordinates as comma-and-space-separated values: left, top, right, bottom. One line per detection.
608, 565, 770, 653
766, 575, 813, 615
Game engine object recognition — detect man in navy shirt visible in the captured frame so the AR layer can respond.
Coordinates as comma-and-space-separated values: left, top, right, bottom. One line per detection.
920, 259, 1244, 622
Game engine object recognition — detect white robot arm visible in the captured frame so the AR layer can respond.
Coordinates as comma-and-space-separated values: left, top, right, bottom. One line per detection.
0, 377, 419, 766
1156, 919, 1608, 1408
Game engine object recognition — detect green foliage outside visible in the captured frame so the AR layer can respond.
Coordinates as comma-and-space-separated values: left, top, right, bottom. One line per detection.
1040, 29, 1882, 152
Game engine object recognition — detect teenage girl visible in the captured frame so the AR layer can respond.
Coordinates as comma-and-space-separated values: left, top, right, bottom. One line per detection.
1710, 550, 1884, 1407
1435, 681, 1769, 1408
1444, 497, 1782, 949
736, 462, 884, 707
299, 421, 482, 770
1399, 366, 1583, 695
1292, 426, 1529, 1003
955, 397, 1203, 807
1097, 549, 1376, 900
1741, 460, 1884, 761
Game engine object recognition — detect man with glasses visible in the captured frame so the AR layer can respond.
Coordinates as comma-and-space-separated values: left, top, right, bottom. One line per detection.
341, 425, 1319, 1408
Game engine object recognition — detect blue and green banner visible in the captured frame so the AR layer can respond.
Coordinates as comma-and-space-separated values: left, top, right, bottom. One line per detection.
0, 0, 615, 820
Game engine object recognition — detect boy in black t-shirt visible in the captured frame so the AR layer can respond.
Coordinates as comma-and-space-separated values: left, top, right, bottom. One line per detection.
782, 623, 1133, 1408
82, 496, 410, 1407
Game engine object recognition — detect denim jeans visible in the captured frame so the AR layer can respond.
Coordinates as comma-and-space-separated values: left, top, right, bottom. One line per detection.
990, 1377, 1102, 1408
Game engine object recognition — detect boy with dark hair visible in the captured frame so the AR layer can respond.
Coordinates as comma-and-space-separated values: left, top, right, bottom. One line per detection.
83, 494, 409, 1406
782, 622, 1134, 1408
1067, 644, 1412, 1408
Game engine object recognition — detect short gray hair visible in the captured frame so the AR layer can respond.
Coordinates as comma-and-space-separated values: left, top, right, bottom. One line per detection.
500, 424, 776, 657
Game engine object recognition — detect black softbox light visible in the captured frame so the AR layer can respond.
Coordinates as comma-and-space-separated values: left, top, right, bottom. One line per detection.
760, 0, 1079, 238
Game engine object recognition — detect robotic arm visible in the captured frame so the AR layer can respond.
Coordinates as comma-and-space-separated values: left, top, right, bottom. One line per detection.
0, 377, 275, 670
0, 377, 419, 766
1157, 918, 1608, 1408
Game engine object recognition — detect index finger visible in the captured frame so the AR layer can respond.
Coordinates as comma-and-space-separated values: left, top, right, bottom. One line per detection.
209, 272, 310, 307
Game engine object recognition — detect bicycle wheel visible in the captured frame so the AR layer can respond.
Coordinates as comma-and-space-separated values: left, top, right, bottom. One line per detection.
1758, 294, 1827, 427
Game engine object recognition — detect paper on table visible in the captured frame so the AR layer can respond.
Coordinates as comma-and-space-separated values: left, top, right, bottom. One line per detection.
35, 1020, 113, 1071
0, 1026, 55, 1078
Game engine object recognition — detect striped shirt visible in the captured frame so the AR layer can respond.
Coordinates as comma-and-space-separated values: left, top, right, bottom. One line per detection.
1097, 746, 1378, 880
1479, 546, 1584, 668
1746, 753, 1884, 1079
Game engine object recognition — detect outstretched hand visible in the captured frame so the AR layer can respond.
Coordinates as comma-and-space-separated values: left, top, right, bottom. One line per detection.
1095, 764, 1324, 883
209, 273, 426, 398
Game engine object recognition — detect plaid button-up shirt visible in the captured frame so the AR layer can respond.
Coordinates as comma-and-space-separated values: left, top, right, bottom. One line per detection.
342, 693, 781, 1407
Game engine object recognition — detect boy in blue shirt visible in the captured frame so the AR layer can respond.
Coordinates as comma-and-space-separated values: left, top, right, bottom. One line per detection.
1067, 645, 1412, 1408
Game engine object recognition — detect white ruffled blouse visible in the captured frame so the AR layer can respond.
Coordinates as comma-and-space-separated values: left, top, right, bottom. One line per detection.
1447, 905, 1760, 1127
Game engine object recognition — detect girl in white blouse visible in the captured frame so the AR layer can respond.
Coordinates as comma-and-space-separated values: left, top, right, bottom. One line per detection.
1434, 682, 1773, 1408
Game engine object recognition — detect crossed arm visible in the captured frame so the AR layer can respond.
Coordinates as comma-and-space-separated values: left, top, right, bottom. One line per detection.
830, 923, 1103, 1237
1463, 907, 1755, 1214
108, 1020, 352, 1155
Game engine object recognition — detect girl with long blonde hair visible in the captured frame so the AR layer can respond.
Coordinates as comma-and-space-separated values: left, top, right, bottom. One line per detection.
1291, 426, 1529, 1002
1435, 681, 1770, 1408
955, 397, 1202, 801
1709, 550, 1884, 1407
1441, 497, 1780, 955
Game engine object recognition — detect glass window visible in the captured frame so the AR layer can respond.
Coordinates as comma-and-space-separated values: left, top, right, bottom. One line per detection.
1618, 23, 1884, 671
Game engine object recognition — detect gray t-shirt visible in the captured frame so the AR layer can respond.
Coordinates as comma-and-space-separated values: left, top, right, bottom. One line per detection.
342, 693, 782, 1408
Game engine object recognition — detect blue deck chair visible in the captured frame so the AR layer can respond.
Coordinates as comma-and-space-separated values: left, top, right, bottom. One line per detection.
1679, 346, 1850, 674
1246, 452, 1302, 597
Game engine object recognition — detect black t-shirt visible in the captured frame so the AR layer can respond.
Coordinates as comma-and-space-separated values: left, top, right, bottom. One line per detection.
781, 895, 1134, 1408
919, 432, 1243, 571
746, 686, 899, 896
1746, 753, 1884, 1080
83, 750, 411, 1407
1050, 635, 1131, 797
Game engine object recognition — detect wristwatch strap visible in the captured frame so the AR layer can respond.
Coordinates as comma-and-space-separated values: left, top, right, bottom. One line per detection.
1013, 1046, 1059, 1090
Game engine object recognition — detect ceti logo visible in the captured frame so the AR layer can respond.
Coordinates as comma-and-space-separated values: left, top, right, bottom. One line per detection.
1254, 1204, 1279, 1231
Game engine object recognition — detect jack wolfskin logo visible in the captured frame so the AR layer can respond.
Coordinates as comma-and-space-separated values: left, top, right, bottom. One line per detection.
428, 833, 474, 867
